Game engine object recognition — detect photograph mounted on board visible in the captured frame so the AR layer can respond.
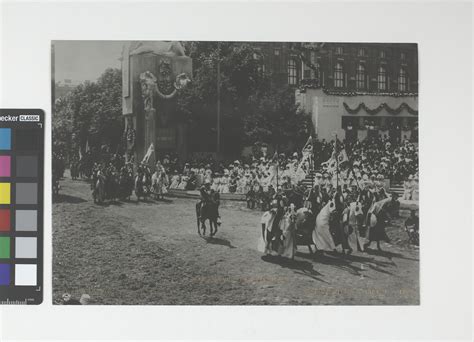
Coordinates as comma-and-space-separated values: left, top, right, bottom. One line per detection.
52, 41, 419, 305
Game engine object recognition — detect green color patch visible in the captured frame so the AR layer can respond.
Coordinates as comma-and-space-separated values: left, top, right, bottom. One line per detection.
0, 237, 10, 258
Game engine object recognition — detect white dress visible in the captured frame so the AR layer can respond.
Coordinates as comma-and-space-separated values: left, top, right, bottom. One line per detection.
312, 202, 336, 251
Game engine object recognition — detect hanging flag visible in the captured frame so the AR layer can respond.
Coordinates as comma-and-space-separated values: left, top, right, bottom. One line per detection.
337, 148, 349, 164
141, 143, 155, 164
85, 139, 90, 153
78, 148, 82, 161
302, 135, 313, 155
326, 158, 338, 174
271, 150, 278, 163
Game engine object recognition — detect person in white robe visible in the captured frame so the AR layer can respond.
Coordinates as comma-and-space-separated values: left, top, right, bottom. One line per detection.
312, 200, 337, 251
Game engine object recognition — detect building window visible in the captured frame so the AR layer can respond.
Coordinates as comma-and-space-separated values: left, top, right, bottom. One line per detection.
334, 62, 344, 88
357, 48, 366, 57
274, 49, 280, 56
288, 59, 298, 85
398, 68, 407, 91
377, 66, 387, 91
335, 46, 343, 55
380, 50, 386, 58
356, 64, 365, 89
401, 52, 406, 60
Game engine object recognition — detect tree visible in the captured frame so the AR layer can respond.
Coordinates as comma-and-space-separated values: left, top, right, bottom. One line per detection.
244, 86, 311, 153
177, 41, 313, 158
52, 68, 123, 160
176, 42, 267, 157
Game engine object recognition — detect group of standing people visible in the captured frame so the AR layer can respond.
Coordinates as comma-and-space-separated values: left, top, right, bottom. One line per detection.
260, 181, 401, 260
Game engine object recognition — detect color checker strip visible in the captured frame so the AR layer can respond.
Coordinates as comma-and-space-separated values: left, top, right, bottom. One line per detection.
0, 109, 43, 304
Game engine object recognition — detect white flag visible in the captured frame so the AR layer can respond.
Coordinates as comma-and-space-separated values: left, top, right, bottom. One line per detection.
337, 149, 349, 164
141, 143, 155, 164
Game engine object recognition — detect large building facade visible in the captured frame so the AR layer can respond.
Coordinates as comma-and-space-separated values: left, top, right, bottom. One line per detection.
253, 42, 418, 142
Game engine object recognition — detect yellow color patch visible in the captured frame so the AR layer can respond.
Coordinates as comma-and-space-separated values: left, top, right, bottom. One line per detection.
0, 183, 11, 204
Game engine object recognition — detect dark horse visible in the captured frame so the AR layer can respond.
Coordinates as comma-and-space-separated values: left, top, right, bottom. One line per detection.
196, 191, 220, 237
295, 207, 317, 254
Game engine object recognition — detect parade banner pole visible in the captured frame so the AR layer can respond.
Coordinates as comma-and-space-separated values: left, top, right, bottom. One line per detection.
216, 42, 221, 160
335, 133, 339, 190
311, 136, 314, 189
276, 148, 279, 191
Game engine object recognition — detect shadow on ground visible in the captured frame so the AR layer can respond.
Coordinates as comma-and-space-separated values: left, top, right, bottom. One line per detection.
53, 193, 87, 204
261, 255, 328, 283
202, 236, 236, 248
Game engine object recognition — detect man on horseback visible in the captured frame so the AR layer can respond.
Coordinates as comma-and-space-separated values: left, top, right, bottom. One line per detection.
199, 179, 221, 225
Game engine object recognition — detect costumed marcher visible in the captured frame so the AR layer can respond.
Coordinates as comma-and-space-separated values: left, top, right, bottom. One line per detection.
363, 197, 392, 251
342, 201, 366, 252
312, 200, 337, 252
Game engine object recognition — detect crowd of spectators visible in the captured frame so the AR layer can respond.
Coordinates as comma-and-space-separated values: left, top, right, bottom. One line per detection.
163, 136, 418, 195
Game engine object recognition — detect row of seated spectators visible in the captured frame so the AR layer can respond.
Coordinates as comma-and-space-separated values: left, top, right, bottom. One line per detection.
162, 136, 418, 195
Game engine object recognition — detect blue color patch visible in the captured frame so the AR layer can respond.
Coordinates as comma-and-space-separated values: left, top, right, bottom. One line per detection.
0, 128, 11, 150
0, 264, 10, 285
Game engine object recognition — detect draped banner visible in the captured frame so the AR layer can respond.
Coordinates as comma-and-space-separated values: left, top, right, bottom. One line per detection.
343, 102, 418, 116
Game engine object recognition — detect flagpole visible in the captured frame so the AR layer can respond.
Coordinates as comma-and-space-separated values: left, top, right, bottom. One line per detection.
216, 42, 221, 160
276, 147, 279, 191
335, 134, 339, 190
310, 135, 315, 189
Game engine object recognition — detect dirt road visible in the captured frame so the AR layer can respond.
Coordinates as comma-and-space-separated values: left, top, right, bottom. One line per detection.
53, 177, 419, 305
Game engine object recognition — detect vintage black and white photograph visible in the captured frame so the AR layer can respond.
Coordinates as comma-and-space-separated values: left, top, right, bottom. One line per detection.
52, 40, 419, 305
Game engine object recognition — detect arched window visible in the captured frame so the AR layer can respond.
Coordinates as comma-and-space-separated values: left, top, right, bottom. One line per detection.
398, 68, 407, 91
356, 64, 365, 90
377, 66, 387, 91
288, 59, 298, 85
334, 62, 344, 88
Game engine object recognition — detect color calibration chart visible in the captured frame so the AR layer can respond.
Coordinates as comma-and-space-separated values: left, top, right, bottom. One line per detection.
0, 109, 44, 304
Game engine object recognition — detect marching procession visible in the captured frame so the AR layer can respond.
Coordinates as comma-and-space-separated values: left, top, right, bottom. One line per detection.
52, 41, 421, 306
53, 134, 419, 261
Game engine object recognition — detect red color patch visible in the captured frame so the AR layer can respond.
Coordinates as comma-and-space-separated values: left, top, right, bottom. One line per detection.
0, 209, 10, 231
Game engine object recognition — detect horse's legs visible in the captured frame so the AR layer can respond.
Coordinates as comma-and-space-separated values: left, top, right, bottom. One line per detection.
213, 219, 218, 236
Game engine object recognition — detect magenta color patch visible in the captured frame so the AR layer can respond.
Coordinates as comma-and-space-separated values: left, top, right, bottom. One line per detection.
0, 156, 11, 177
